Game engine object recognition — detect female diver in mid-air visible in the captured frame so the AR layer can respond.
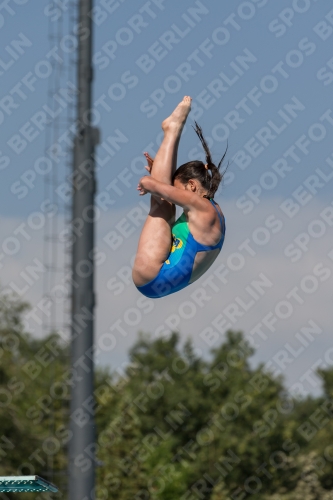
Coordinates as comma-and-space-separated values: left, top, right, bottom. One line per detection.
132, 96, 227, 299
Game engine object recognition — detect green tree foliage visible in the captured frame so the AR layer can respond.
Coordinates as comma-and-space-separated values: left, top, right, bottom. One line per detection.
0, 292, 70, 500
96, 331, 333, 500
1, 292, 333, 499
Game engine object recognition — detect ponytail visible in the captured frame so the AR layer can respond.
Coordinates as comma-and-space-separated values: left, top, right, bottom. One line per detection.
193, 121, 228, 198
173, 121, 228, 198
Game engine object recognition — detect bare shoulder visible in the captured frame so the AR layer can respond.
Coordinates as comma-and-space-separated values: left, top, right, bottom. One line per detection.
213, 200, 224, 220
196, 198, 223, 217
186, 198, 223, 244
188, 198, 223, 230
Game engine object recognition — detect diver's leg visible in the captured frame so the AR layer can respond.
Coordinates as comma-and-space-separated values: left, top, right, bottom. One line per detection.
132, 96, 192, 286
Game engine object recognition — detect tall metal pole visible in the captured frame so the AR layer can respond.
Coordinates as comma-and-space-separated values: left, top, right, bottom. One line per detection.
69, 0, 97, 499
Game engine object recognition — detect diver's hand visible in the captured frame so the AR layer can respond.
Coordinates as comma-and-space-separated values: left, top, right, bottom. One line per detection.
137, 176, 149, 196
143, 152, 154, 174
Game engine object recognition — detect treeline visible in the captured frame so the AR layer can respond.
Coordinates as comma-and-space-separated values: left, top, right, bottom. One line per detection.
1, 292, 333, 500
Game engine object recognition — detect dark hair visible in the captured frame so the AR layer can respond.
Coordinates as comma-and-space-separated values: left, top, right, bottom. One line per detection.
172, 121, 228, 198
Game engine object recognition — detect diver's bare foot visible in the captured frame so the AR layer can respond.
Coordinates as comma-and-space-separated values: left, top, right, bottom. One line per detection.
162, 96, 192, 134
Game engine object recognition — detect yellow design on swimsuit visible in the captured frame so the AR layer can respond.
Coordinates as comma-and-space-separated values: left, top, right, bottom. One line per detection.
137, 199, 225, 298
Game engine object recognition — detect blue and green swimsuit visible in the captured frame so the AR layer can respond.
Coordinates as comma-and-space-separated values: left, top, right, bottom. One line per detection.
136, 198, 225, 298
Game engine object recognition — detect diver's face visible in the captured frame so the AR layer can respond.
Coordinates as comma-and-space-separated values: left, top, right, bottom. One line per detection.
173, 179, 187, 190
174, 178, 201, 194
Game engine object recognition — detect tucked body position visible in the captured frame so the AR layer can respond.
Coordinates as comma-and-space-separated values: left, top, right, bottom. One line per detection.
132, 96, 227, 299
